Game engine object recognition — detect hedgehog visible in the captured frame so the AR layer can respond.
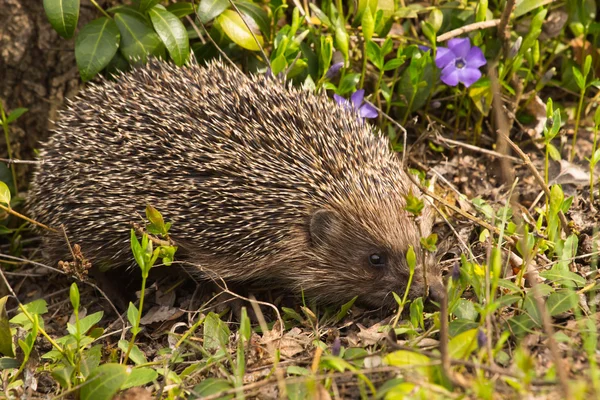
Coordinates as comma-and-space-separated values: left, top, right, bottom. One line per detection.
27, 60, 444, 309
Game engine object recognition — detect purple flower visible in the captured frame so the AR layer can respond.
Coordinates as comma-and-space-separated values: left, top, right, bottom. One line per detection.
334, 89, 378, 119
435, 38, 486, 87
325, 61, 344, 80
331, 337, 341, 356
451, 262, 461, 281
477, 329, 487, 349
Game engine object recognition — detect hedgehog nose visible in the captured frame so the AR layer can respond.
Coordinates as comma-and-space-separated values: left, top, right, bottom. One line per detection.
427, 280, 446, 304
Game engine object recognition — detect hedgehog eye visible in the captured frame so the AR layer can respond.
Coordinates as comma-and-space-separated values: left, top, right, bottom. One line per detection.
368, 253, 387, 268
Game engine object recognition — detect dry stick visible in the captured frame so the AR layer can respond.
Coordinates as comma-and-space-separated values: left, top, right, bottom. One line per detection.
496, 128, 571, 237
0, 157, 43, 165
437, 19, 502, 42
0, 253, 125, 330
188, 15, 241, 73
497, 0, 516, 57
228, 0, 271, 70
385, 339, 556, 386
0, 203, 57, 233
433, 134, 524, 164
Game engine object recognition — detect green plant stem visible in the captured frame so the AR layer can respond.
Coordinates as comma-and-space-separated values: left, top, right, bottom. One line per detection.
391, 268, 415, 328
0, 203, 58, 232
570, 86, 586, 162
359, 41, 367, 89
591, 125, 599, 204
123, 275, 147, 364
402, 89, 417, 126
89, 0, 111, 19
0, 105, 18, 193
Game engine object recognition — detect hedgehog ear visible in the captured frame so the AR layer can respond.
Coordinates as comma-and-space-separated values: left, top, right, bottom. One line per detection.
309, 209, 340, 246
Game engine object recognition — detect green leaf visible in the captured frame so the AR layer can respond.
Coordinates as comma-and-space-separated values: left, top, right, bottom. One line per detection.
546, 291, 578, 316
80, 363, 130, 400
118, 340, 147, 366
583, 54, 592, 78
507, 314, 536, 337
366, 40, 382, 70
217, 9, 263, 51
448, 319, 479, 337
6, 108, 28, 124
448, 328, 478, 359
78, 311, 104, 335
0, 182, 10, 206
452, 299, 478, 321
384, 350, 433, 380
383, 57, 404, 71
591, 148, 600, 165
409, 297, 424, 329
595, 105, 600, 127
75, 18, 120, 82
115, 12, 164, 64
239, 307, 251, 341
572, 67, 585, 90
43, 0, 80, 39
121, 367, 158, 389
138, 0, 160, 12
0, 296, 14, 357
80, 345, 102, 378
547, 143, 561, 161
130, 230, 145, 270
234, 0, 271, 38
166, 2, 195, 18
514, 0, 546, 17
203, 312, 230, 352
197, 0, 229, 24
0, 357, 19, 369
335, 296, 357, 322
149, 7, 190, 66
127, 302, 140, 329
336, 73, 360, 95
192, 378, 233, 399
539, 270, 586, 287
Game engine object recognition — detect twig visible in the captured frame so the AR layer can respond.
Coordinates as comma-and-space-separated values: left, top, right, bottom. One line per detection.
0, 203, 57, 233
228, 0, 271, 69
497, 0, 517, 57
437, 20, 501, 42
495, 130, 571, 236
0, 157, 43, 165
0, 253, 125, 329
433, 134, 523, 164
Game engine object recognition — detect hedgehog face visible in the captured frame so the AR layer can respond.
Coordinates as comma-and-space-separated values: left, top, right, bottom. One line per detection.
306, 207, 443, 309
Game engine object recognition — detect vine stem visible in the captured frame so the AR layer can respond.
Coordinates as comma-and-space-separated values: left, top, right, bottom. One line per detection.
570, 86, 586, 162
89, 0, 111, 19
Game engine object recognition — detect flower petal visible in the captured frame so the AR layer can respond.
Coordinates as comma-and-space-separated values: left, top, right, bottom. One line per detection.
435, 47, 454, 68
419, 45, 431, 52
447, 37, 471, 58
333, 94, 347, 106
440, 68, 460, 86
325, 62, 344, 79
350, 89, 365, 108
466, 46, 487, 68
359, 103, 378, 119
457, 67, 482, 87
